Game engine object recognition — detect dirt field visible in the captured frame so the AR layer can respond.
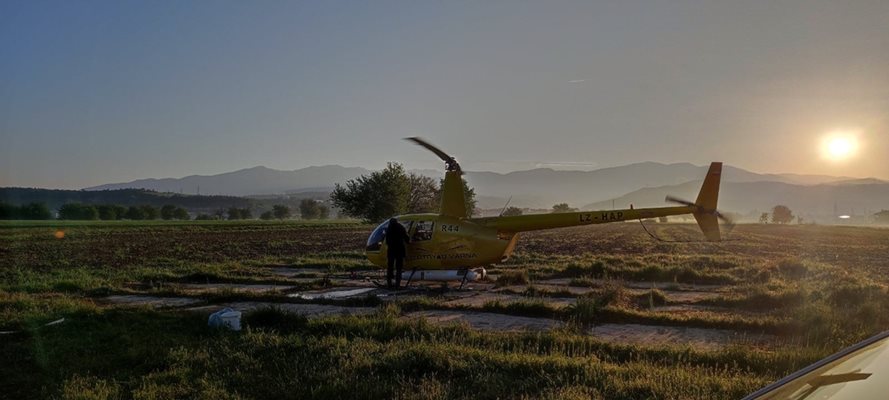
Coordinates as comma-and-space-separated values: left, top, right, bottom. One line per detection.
2, 221, 889, 399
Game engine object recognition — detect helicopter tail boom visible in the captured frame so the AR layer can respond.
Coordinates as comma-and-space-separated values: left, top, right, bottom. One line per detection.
470, 162, 726, 241
695, 162, 721, 212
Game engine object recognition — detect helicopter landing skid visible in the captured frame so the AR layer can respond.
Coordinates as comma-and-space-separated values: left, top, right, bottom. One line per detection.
458, 273, 469, 290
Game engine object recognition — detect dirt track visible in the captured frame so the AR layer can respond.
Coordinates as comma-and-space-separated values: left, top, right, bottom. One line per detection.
101, 268, 777, 349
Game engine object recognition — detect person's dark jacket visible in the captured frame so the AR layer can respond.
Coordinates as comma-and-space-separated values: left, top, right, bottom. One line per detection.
385, 220, 409, 257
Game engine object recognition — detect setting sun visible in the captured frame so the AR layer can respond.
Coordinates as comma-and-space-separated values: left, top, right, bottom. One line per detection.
821, 133, 859, 161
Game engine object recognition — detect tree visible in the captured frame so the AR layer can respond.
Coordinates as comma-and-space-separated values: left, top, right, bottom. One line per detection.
112, 205, 127, 220
759, 212, 770, 224
501, 206, 523, 216
18, 203, 52, 220
407, 173, 438, 213
58, 203, 99, 220
125, 205, 159, 220
125, 206, 146, 220
299, 199, 314, 219
874, 210, 889, 224
0, 203, 15, 219
195, 214, 214, 220
260, 211, 274, 220
551, 203, 577, 213
83, 205, 100, 220
173, 207, 190, 220
407, 173, 477, 215
141, 205, 159, 220
228, 207, 252, 220
330, 163, 411, 222
161, 205, 178, 220
318, 204, 329, 219
272, 204, 291, 220
331, 163, 478, 221
771, 205, 794, 224
299, 199, 329, 219
97, 205, 122, 220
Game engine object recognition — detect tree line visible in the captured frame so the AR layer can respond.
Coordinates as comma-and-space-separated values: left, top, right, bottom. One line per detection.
57, 204, 191, 220
759, 205, 797, 224
195, 201, 328, 220
0, 187, 251, 211
0, 203, 53, 220
0, 202, 191, 220
0, 201, 332, 221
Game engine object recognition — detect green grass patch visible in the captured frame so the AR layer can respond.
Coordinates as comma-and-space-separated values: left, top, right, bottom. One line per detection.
495, 269, 531, 286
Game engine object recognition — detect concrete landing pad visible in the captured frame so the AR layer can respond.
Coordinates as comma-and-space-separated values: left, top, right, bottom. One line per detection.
101, 295, 204, 308
97, 294, 776, 349
441, 292, 576, 309
407, 309, 772, 349
536, 278, 729, 292
405, 310, 561, 332
188, 301, 375, 318
171, 283, 295, 293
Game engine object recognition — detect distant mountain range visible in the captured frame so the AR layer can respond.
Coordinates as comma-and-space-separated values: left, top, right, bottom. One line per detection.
583, 180, 889, 219
460, 163, 865, 209
83, 162, 886, 218
85, 165, 372, 197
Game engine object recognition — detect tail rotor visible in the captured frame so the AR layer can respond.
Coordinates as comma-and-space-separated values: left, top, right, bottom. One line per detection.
665, 195, 735, 237
664, 162, 733, 241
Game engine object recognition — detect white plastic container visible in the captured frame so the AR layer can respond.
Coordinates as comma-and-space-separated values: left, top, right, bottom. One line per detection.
208, 308, 242, 331
219, 310, 242, 331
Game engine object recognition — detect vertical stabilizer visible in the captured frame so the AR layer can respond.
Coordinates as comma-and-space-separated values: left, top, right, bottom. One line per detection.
440, 170, 467, 218
694, 162, 722, 241
695, 162, 722, 211
693, 213, 721, 241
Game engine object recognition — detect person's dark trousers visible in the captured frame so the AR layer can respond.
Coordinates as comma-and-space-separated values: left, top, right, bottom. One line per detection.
387, 252, 404, 289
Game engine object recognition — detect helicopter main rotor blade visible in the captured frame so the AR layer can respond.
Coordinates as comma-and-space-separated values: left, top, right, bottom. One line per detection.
665, 195, 696, 207
405, 137, 461, 172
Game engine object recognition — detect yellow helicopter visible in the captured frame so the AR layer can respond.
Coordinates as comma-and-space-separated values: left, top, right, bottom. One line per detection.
365, 137, 731, 284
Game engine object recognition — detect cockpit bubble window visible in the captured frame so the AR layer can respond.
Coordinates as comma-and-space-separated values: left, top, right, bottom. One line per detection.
366, 221, 388, 252
412, 221, 434, 241
366, 220, 413, 252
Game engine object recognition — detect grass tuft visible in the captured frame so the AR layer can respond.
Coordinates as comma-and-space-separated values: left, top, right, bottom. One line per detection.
495, 269, 530, 286
243, 306, 309, 333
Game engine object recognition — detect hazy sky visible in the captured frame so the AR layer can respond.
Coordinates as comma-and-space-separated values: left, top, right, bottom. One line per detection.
2, 1, 887, 189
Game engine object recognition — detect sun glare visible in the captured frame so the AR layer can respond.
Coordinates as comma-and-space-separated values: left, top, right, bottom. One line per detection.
821, 132, 859, 161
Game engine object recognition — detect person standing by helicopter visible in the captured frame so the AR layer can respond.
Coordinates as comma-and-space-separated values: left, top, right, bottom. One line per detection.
384, 217, 410, 289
